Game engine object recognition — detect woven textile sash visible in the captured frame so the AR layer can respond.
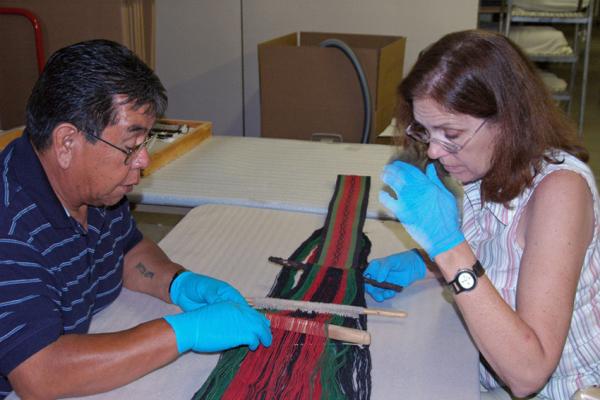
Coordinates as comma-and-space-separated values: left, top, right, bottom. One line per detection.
194, 175, 372, 399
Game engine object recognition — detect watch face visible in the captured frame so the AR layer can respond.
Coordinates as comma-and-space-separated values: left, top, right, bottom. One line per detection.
457, 272, 476, 289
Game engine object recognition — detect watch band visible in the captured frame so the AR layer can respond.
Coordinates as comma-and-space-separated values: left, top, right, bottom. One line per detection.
471, 260, 485, 278
448, 260, 485, 294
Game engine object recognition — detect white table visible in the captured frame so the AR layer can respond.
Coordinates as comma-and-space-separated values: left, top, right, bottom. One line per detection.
43, 205, 479, 400
130, 136, 397, 219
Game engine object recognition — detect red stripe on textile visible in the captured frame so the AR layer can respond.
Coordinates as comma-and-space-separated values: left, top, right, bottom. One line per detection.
222, 313, 328, 399
298, 247, 322, 301
332, 269, 348, 304
322, 176, 361, 268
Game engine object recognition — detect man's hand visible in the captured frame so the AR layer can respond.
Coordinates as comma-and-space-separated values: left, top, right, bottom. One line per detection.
364, 249, 426, 301
380, 162, 465, 258
170, 271, 247, 311
164, 302, 272, 353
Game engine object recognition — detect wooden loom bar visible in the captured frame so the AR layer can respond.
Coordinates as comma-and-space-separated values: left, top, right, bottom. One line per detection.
265, 313, 371, 345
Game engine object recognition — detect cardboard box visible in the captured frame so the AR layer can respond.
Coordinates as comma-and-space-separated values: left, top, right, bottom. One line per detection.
258, 32, 405, 143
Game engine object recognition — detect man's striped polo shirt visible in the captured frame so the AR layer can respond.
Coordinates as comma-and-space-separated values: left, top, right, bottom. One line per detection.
0, 134, 143, 397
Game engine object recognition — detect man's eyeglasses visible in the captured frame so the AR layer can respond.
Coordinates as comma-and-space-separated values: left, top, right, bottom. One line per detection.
83, 131, 155, 165
404, 119, 487, 154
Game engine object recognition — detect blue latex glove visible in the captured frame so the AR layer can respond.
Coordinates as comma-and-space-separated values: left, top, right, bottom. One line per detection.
364, 249, 426, 302
380, 162, 465, 258
164, 301, 273, 353
170, 271, 247, 311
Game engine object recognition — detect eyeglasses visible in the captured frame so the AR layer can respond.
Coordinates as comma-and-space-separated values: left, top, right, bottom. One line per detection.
405, 119, 487, 154
83, 131, 155, 165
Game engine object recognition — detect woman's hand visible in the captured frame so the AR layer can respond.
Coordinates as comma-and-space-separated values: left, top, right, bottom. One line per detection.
364, 249, 426, 301
380, 161, 464, 258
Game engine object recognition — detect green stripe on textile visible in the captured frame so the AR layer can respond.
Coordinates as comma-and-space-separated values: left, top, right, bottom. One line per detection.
272, 234, 322, 298
318, 340, 352, 399
292, 233, 321, 263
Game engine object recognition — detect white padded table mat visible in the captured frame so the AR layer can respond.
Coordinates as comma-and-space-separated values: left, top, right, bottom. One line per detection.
8, 205, 479, 400
130, 136, 397, 219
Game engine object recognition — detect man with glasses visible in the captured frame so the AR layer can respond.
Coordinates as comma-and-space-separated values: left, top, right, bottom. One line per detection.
0, 40, 271, 399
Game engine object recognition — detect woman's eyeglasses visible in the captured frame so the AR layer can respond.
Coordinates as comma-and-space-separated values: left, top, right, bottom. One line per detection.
404, 119, 487, 154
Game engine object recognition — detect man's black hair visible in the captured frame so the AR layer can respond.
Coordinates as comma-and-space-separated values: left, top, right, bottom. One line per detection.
25, 39, 167, 150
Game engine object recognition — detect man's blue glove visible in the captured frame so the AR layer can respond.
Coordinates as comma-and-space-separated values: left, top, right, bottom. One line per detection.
170, 271, 247, 311
364, 249, 426, 302
380, 162, 465, 258
164, 301, 273, 353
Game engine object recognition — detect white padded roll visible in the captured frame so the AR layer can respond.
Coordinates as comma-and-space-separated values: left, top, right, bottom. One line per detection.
508, 26, 573, 56
538, 70, 568, 92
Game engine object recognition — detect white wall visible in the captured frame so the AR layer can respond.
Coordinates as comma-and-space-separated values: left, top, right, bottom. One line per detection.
157, 0, 479, 137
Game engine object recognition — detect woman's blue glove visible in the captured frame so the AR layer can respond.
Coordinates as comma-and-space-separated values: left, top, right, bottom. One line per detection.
164, 301, 273, 353
170, 271, 247, 311
380, 162, 465, 258
364, 249, 426, 302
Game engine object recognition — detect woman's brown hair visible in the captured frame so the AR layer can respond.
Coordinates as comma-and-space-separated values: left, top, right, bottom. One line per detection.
397, 29, 588, 204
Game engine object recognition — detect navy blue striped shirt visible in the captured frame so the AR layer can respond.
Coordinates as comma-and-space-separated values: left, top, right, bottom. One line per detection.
0, 135, 143, 397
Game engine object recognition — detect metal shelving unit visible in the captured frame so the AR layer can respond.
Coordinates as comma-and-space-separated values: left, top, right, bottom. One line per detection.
503, 0, 595, 136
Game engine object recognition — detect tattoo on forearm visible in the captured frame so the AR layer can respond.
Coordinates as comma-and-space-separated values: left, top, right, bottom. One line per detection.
135, 263, 155, 279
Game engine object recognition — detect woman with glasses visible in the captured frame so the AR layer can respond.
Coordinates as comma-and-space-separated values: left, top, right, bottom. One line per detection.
364, 30, 599, 399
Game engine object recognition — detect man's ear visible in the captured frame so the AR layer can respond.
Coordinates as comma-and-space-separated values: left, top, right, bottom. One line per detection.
51, 123, 80, 169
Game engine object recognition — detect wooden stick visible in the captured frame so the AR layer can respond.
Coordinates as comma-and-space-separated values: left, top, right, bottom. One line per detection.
265, 313, 371, 345
248, 297, 407, 319
268, 256, 404, 292
327, 324, 370, 345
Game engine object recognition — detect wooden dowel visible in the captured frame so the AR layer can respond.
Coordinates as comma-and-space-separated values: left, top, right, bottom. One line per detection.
327, 324, 371, 345
362, 307, 407, 318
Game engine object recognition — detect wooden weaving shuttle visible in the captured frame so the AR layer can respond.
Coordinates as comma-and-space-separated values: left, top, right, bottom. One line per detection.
268, 256, 404, 292
248, 297, 407, 319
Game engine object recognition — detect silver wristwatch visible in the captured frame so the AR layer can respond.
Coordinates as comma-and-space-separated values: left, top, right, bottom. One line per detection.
448, 261, 485, 294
